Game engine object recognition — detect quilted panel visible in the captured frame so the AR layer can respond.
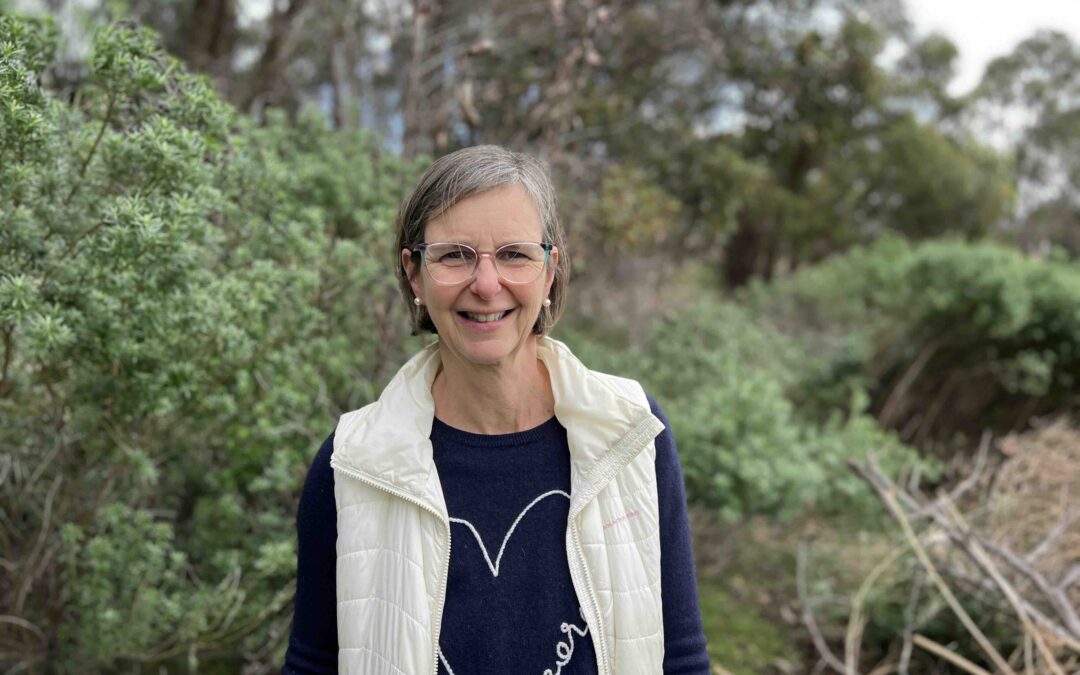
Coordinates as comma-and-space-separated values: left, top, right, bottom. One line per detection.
335, 473, 444, 673
576, 444, 665, 674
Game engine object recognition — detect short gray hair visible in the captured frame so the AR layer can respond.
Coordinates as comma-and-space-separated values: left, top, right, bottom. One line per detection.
395, 145, 570, 336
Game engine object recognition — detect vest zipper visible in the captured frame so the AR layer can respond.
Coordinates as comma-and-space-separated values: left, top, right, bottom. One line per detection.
568, 515, 610, 675
330, 461, 451, 675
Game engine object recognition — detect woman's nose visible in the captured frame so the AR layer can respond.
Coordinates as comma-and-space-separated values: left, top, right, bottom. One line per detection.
470, 255, 502, 296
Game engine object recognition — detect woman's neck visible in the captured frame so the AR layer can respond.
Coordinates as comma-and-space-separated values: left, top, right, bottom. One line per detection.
432, 340, 555, 434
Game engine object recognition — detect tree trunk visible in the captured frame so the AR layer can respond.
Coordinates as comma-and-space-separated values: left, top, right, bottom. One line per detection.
723, 208, 764, 288
402, 0, 433, 157
328, 16, 357, 129
237, 0, 312, 114
186, 0, 239, 92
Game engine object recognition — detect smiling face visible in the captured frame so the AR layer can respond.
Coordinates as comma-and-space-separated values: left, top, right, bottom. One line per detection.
402, 183, 558, 369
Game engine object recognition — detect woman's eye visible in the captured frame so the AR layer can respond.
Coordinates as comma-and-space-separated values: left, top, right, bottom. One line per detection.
434, 248, 474, 264
498, 248, 532, 261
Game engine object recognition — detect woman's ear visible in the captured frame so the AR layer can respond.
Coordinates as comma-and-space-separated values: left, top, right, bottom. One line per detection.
544, 247, 559, 293
402, 248, 424, 301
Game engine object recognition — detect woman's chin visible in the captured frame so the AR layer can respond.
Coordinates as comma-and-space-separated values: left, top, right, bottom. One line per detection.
457, 342, 514, 367
444, 332, 533, 368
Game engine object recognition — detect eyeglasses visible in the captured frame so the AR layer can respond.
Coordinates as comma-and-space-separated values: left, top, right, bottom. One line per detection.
413, 242, 554, 285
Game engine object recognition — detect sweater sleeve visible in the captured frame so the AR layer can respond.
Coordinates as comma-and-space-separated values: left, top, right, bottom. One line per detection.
649, 396, 712, 674
282, 432, 339, 675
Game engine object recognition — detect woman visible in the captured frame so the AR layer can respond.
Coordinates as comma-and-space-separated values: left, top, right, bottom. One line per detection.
283, 146, 710, 674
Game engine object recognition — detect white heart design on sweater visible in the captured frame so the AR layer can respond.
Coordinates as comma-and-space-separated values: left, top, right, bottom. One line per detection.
448, 489, 570, 577
438, 489, 590, 675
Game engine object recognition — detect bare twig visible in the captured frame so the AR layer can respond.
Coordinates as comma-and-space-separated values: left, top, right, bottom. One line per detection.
14, 473, 62, 614
905, 463, 922, 495
878, 332, 951, 427
947, 430, 991, 504
846, 545, 906, 675
898, 571, 925, 675
941, 563, 1080, 652
0, 452, 11, 488
797, 542, 852, 675
1026, 509, 1078, 563
1058, 563, 1080, 591
0, 615, 45, 644
977, 535, 1080, 640
912, 634, 993, 675
1025, 632, 1035, 674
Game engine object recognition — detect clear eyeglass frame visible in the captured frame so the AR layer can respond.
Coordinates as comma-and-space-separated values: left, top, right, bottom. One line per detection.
412, 241, 555, 285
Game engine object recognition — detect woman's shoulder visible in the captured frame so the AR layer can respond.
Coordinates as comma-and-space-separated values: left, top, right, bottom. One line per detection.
644, 394, 671, 429
579, 362, 670, 430
588, 367, 647, 397
299, 431, 336, 504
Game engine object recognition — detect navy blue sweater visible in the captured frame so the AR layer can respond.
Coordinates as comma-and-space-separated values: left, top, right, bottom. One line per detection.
282, 397, 710, 673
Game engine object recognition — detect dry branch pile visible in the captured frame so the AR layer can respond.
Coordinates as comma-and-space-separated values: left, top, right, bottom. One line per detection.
990, 420, 1080, 621
801, 421, 1080, 675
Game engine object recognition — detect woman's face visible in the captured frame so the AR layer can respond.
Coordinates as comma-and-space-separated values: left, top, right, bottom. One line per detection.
402, 184, 558, 369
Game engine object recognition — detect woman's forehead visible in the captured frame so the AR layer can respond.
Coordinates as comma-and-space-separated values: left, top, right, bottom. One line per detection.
424, 185, 543, 243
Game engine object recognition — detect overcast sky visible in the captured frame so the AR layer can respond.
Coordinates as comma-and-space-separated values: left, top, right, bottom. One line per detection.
905, 0, 1080, 95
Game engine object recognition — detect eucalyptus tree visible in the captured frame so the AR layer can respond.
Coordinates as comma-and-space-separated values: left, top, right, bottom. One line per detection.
970, 30, 1080, 256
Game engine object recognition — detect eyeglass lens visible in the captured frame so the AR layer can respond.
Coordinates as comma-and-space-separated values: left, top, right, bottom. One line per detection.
423, 243, 548, 284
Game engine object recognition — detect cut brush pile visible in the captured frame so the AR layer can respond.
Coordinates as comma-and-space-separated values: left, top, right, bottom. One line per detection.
799, 420, 1080, 674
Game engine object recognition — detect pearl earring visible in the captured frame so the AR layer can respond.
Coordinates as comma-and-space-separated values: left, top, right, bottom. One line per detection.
543, 298, 551, 308
414, 297, 422, 306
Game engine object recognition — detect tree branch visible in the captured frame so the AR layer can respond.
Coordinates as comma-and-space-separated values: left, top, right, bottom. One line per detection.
65, 89, 116, 206
912, 634, 993, 675
976, 532, 1080, 643
0, 326, 13, 399
14, 473, 62, 615
237, 0, 314, 112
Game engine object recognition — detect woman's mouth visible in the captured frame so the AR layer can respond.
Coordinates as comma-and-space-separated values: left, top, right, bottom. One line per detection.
457, 308, 515, 325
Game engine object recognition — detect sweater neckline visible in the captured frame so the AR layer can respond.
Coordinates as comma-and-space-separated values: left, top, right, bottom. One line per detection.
430, 414, 563, 448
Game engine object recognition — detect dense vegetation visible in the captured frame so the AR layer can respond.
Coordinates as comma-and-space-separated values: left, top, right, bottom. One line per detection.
1, 16, 424, 670
1, 3, 1078, 673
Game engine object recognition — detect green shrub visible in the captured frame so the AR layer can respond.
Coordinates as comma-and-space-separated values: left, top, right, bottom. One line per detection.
746, 238, 1080, 450
0, 16, 421, 671
566, 301, 931, 521
740, 235, 914, 421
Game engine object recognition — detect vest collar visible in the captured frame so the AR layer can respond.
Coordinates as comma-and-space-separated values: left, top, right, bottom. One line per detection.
331, 337, 663, 517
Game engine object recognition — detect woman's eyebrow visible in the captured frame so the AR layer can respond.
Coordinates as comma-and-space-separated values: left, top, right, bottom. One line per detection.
430, 239, 534, 247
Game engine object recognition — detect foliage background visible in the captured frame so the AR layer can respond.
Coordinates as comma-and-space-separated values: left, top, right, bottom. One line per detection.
1, 0, 1078, 672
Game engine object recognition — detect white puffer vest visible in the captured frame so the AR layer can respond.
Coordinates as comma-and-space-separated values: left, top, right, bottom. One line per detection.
329, 337, 666, 674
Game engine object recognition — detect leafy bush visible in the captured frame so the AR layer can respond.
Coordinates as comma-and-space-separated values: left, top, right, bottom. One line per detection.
746, 237, 1080, 451
565, 301, 931, 521
0, 16, 422, 671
